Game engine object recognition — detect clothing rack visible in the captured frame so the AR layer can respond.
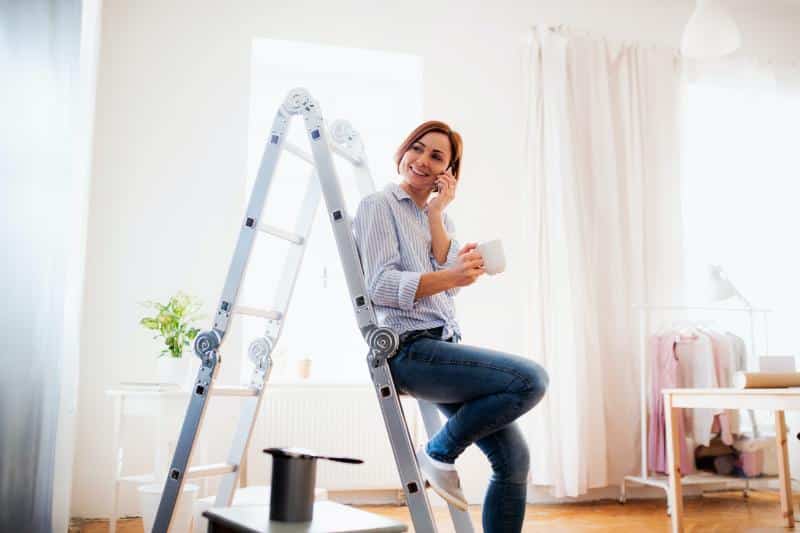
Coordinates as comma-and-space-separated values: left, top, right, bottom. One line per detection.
621, 303, 773, 510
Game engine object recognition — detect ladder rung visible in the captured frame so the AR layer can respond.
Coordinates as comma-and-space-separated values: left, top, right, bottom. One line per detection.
286, 140, 362, 166
185, 463, 236, 479
212, 386, 259, 397
232, 306, 283, 321
257, 223, 304, 245
284, 142, 314, 164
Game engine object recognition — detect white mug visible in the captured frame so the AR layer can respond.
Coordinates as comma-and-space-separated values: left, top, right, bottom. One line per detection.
477, 239, 506, 275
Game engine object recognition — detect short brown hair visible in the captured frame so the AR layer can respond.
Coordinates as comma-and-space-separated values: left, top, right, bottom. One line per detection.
394, 121, 463, 180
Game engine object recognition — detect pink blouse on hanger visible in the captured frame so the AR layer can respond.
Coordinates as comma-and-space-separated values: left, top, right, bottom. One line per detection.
648, 331, 695, 475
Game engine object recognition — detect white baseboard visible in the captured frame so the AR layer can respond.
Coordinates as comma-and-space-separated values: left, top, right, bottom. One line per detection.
326, 480, 783, 507
527, 478, 784, 505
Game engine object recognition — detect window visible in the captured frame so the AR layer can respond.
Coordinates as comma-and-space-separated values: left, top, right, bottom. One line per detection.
681, 71, 800, 372
239, 40, 423, 384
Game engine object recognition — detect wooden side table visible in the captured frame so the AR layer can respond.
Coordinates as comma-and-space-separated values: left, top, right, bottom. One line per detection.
663, 388, 800, 533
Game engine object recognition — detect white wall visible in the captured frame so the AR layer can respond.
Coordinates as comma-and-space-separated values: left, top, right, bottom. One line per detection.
72, 0, 800, 518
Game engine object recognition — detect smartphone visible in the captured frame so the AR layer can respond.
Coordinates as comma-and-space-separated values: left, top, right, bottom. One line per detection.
432, 169, 454, 193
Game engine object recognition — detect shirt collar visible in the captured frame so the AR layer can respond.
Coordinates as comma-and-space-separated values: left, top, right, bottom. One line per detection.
387, 182, 412, 202
387, 182, 430, 214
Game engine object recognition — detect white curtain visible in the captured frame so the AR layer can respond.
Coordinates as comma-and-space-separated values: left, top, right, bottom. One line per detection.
522, 26, 686, 497
0, 1, 96, 531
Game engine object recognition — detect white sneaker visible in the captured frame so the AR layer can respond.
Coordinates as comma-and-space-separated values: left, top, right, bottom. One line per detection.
415, 448, 469, 511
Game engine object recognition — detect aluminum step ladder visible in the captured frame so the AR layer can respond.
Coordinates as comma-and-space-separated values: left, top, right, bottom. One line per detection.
152, 88, 474, 533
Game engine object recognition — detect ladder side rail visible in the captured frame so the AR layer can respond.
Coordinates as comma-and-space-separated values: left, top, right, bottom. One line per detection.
214, 105, 329, 505
214, 107, 400, 512
152, 359, 219, 532
329, 120, 376, 315
301, 98, 439, 532
153, 103, 293, 533
370, 360, 438, 533
303, 111, 378, 335
418, 400, 476, 532
212, 107, 292, 337
214, 171, 324, 508
262, 170, 322, 345
212, 99, 357, 511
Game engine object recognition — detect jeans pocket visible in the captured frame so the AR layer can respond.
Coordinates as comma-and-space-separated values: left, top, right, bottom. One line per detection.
407, 336, 443, 363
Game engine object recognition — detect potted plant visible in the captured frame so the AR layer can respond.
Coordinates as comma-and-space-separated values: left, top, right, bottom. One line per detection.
140, 291, 202, 386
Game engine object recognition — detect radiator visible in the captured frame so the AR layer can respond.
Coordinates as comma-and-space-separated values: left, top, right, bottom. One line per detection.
258, 384, 422, 490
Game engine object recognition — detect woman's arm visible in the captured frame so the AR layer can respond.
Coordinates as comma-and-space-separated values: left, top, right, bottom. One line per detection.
428, 171, 461, 275
429, 211, 452, 265
416, 270, 456, 299
417, 244, 484, 299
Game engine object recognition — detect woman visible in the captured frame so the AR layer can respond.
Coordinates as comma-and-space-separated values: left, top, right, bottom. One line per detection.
352, 121, 548, 532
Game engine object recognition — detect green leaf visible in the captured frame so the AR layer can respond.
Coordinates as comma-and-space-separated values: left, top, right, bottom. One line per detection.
140, 317, 159, 330
141, 291, 203, 358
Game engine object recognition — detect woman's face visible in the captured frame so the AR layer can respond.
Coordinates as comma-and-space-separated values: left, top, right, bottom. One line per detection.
399, 131, 452, 191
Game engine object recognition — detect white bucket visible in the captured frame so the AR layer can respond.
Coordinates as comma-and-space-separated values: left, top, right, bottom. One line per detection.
138, 483, 199, 533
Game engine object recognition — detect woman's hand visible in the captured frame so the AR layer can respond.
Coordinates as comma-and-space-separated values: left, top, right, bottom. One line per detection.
447, 242, 485, 287
427, 169, 457, 215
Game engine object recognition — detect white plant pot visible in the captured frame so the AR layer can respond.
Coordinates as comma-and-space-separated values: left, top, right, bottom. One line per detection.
157, 354, 191, 386
138, 482, 198, 533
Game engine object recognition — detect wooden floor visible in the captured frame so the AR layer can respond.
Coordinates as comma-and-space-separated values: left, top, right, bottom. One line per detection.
72, 491, 800, 533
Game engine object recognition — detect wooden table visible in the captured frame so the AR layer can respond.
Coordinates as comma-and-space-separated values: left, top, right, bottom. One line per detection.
663, 388, 798, 533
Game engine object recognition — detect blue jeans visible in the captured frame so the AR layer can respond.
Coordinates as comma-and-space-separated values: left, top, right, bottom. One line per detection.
389, 330, 549, 532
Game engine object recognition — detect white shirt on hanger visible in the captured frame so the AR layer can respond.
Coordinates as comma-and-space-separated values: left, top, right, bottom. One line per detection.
676, 329, 719, 447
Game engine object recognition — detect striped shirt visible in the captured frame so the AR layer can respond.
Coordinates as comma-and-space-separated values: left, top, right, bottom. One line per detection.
353, 182, 461, 340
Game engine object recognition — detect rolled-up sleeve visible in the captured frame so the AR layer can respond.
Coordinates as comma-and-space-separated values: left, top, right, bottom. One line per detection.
353, 196, 421, 311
